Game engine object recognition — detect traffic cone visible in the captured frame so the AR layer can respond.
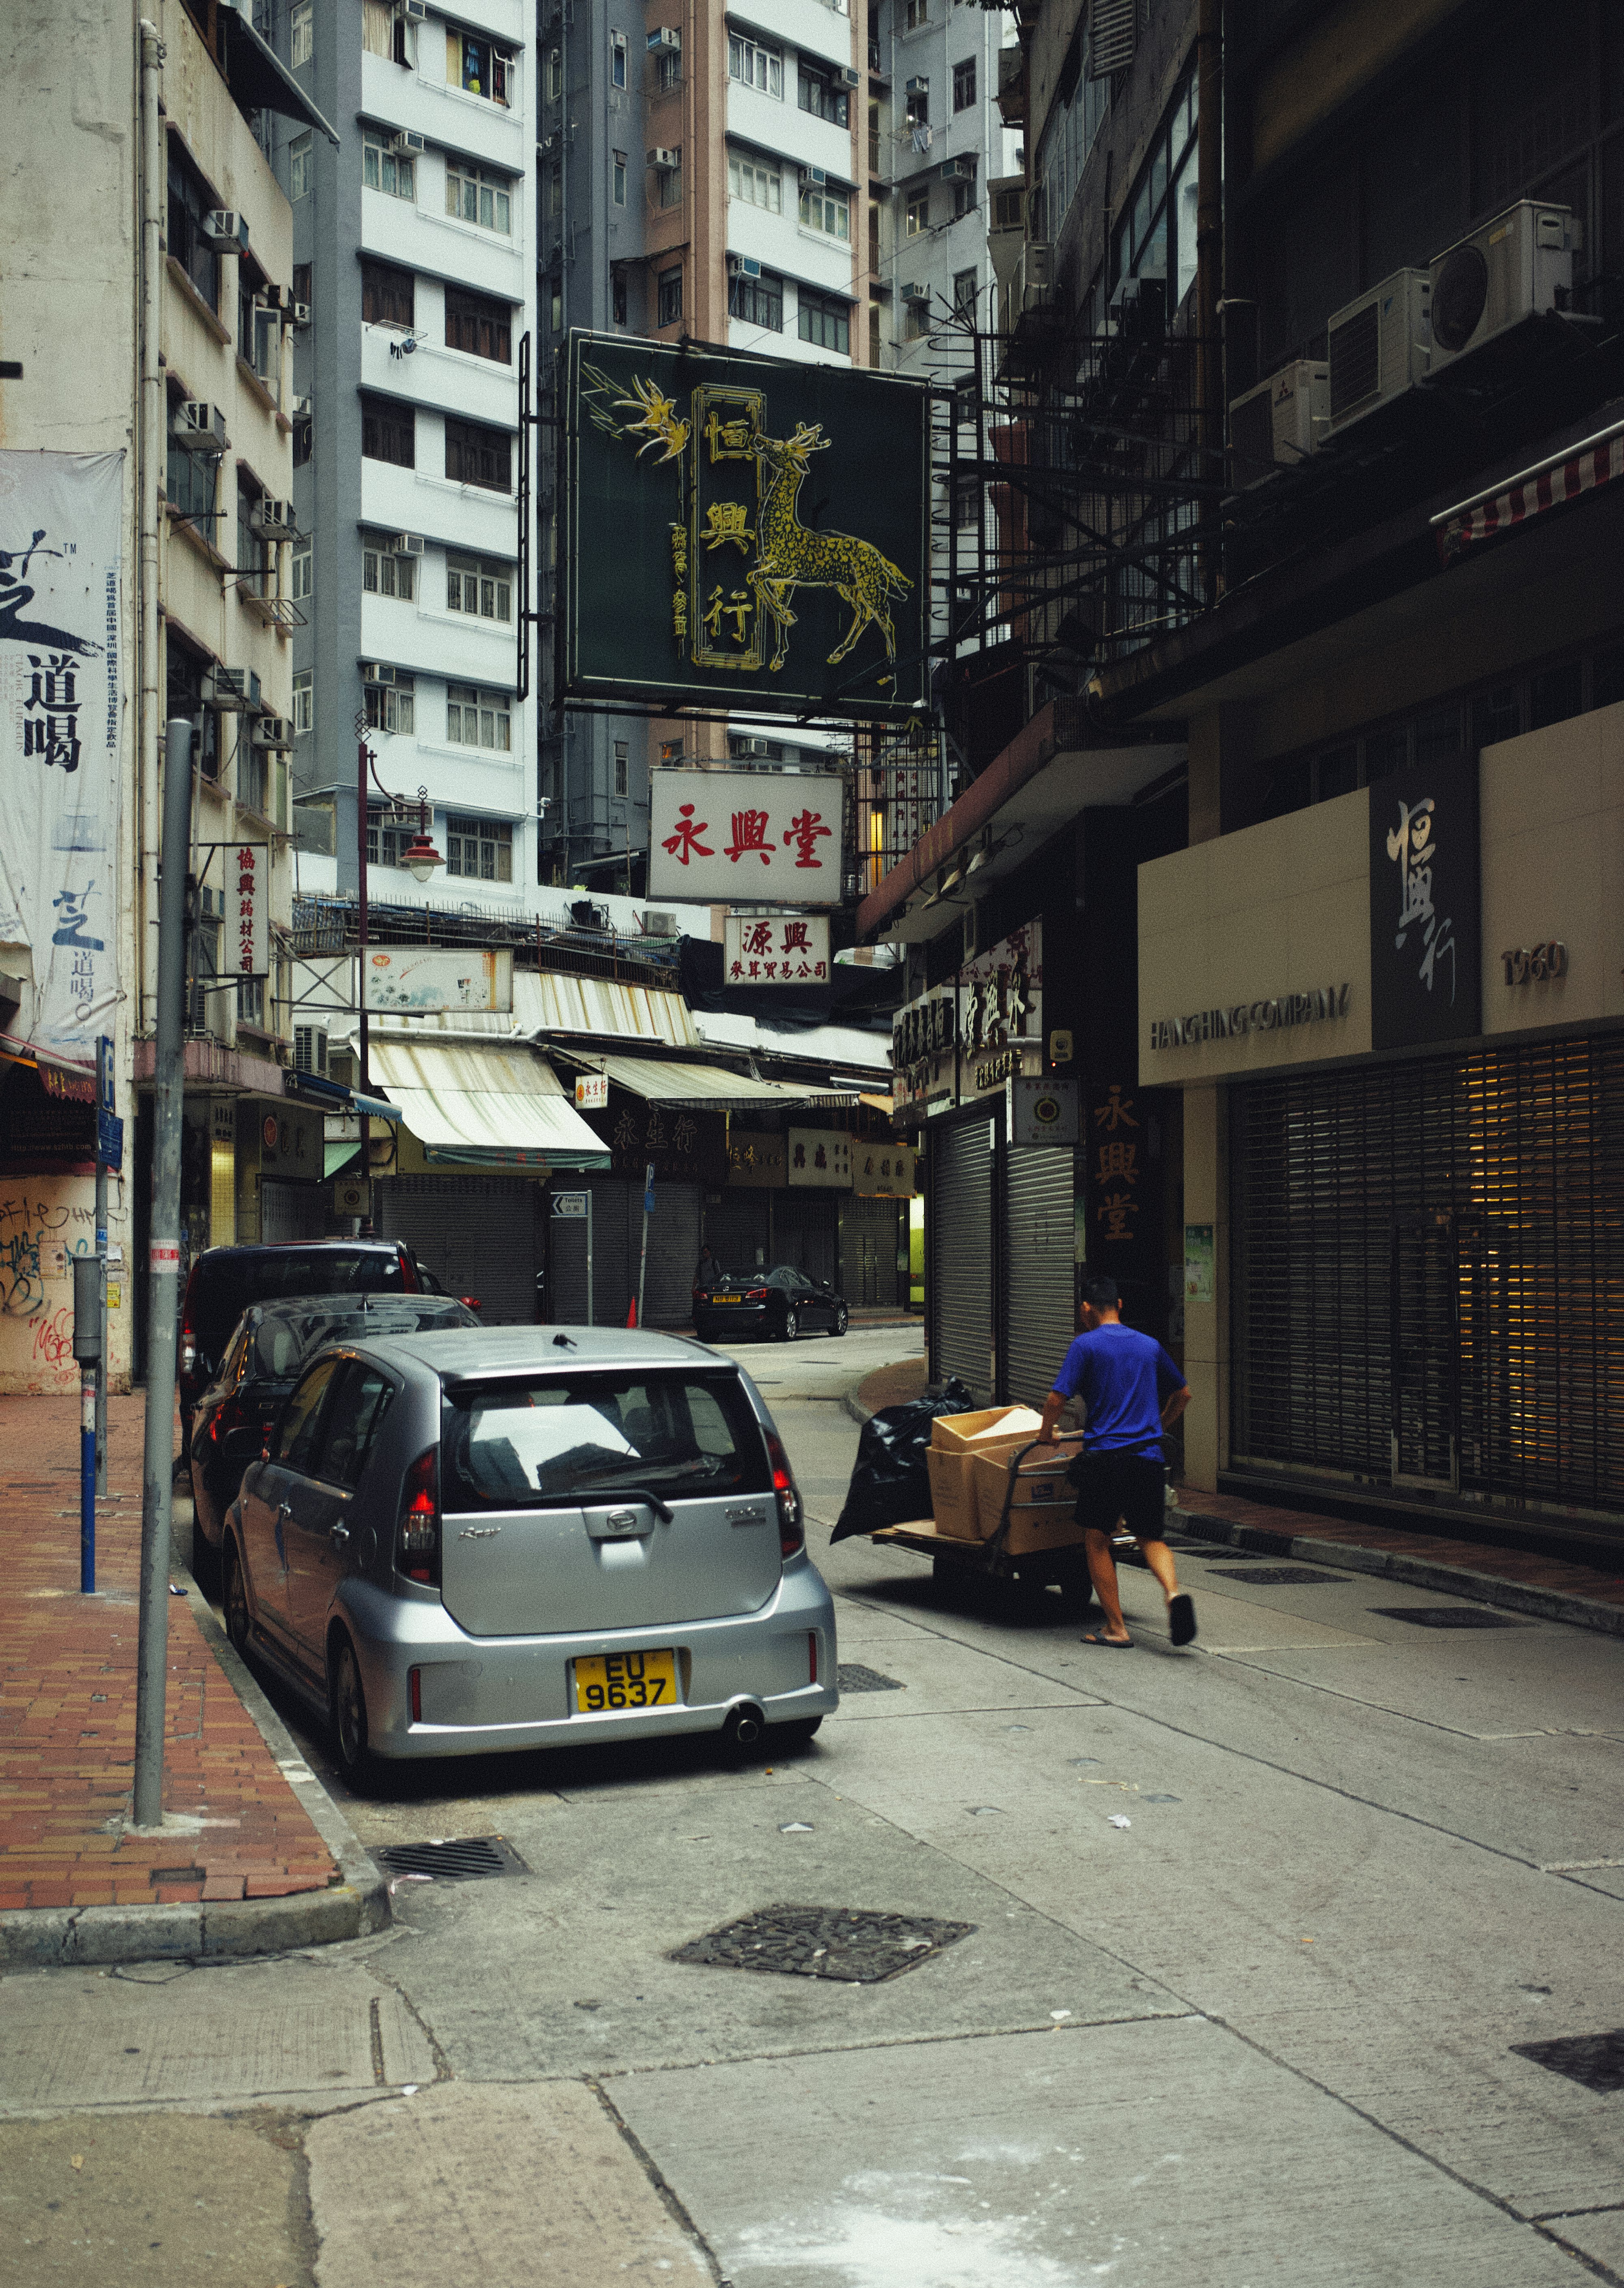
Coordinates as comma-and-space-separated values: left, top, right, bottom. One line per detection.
625, 1297, 637, 1328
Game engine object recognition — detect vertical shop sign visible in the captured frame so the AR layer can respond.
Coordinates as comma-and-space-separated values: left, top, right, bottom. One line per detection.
227, 844, 270, 978
1369, 751, 1481, 1050
1089, 1081, 1141, 1249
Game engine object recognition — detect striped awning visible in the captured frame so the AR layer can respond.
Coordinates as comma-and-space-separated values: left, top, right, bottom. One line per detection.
1433, 419, 1624, 565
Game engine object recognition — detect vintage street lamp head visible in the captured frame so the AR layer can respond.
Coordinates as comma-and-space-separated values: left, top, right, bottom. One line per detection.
400, 785, 444, 884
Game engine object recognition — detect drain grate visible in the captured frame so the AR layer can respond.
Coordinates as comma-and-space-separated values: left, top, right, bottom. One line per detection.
1209, 1566, 1349, 1586
374, 1836, 529, 1881
1511, 2030, 1624, 2093
837, 1663, 905, 1694
672, 1904, 975, 1983
1369, 1605, 1528, 1629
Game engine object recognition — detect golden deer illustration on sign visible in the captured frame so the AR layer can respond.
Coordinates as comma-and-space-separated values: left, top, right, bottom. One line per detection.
745, 421, 913, 682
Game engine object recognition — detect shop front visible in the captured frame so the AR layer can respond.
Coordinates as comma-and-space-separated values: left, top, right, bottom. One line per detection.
1140, 709, 1624, 1538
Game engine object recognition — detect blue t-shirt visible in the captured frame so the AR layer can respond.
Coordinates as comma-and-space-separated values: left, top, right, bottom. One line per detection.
1052, 1324, 1187, 1454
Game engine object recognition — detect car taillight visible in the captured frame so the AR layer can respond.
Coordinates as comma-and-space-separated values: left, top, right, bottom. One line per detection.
396, 1447, 440, 1586
746, 1287, 768, 1301
764, 1426, 803, 1559
400, 1246, 419, 1291
180, 1317, 196, 1377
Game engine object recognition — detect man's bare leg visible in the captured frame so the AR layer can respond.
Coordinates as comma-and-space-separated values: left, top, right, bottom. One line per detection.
1082, 1527, 1131, 1642
1139, 1537, 1179, 1604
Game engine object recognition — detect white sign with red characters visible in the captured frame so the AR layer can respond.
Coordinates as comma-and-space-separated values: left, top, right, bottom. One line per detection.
723, 911, 831, 986
649, 768, 845, 906
226, 844, 269, 979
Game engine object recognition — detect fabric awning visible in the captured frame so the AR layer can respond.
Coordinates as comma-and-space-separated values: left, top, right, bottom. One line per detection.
221, 7, 342, 145
325, 1141, 360, 1178
558, 1051, 814, 1112
1433, 419, 1624, 564
368, 1041, 610, 1170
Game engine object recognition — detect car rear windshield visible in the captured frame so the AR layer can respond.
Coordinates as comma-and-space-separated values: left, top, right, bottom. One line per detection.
704, 1272, 760, 1289
251, 1296, 475, 1382
440, 1370, 770, 1512
192, 1249, 405, 1348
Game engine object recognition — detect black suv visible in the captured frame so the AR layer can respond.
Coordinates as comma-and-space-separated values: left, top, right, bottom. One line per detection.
179, 1241, 425, 1441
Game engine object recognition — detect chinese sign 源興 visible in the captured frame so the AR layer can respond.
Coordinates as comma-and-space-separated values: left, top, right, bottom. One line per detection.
650, 768, 845, 906
723, 911, 831, 985
1369, 752, 1481, 1051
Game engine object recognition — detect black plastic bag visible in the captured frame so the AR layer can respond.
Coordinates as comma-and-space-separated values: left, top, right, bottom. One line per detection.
831, 1377, 976, 1542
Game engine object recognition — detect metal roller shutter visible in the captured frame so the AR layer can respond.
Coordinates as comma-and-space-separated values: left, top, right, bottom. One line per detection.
702, 1194, 770, 1276
549, 1177, 634, 1327
773, 1193, 839, 1286
1003, 1144, 1076, 1407
260, 1180, 328, 1243
377, 1175, 541, 1324
1231, 1033, 1624, 1525
840, 1194, 902, 1307
641, 1180, 701, 1326
931, 1113, 995, 1404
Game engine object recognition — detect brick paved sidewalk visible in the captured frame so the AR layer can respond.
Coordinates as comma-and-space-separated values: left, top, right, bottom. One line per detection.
0, 1392, 337, 1914
1173, 1482, 1624, 1618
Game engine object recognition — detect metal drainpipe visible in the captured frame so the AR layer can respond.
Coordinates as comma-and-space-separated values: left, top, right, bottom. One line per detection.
138, 21, 164, 1044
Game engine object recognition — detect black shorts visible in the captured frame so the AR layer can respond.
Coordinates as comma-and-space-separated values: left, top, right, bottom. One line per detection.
1070, 1450, 1166, 1542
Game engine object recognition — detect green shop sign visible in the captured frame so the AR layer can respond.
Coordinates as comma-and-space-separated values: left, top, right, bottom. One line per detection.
560, 331, 931, 722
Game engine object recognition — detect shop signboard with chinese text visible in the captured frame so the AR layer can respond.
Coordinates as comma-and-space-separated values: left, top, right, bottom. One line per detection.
890, 985, 957, 1116
226, 845, 270, 979
726, 1129, 786, 1187
562, 332, 929, 722
723, 911, 831, 985
1369, 753, 1481, 1050
0, 451, 124, 1062
574, 1071, 609, 1110
587, 1092, 727, 1186
650, 768, 845, 906
786, 1128, 852, 1188
361, 947, 512, 1013
1087, 1082, 1145, 1253
963, 921, 1042, 1091
1012, 1075, 1078, 1146
853, 1142, 915, 1198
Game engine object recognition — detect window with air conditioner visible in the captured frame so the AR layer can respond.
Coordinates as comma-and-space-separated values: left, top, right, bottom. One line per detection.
362, 127, 414, 200
363, 538, 416, 601
447, 687, 512, 754
165, 396, 218, 530
658, 156, 684, 210
447, 555, 513, 621
446, 811, 514, 880
799, 65, 849, 127
730, 268, 784, 331
445, 157, 512, 234
167, 143, 220, 312
364, 673, 415, 734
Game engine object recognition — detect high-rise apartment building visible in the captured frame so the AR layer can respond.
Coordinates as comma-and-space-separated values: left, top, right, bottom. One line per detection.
274, 0, 537, 910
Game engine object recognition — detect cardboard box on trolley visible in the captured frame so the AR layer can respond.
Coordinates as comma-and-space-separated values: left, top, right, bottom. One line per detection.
926, 1407, 1045, 1540
971, 1442, 1086, 1554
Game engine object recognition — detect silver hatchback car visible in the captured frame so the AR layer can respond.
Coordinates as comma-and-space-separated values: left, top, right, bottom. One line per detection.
220, 1326, 839, 1777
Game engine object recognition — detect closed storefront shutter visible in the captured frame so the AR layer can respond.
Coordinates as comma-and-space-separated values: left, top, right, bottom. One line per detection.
702, 1193, 770, 1277
547, 1177, 633, 1327
839, 1194, 901, 1307
642, 1180, 701, 1325
260, 1180, 328, 1244
1003, 1144, 1076, 1407
377, 1175, 540, 1324
773, 1192, 839, 1286
931, 1113, 995, 1404
1231, 1034, 1624, 1525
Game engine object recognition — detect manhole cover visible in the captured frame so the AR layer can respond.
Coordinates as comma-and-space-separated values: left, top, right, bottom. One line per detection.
672, 1904, 975, 1983
374, 1837, 529, 1881
1511, 2030, 1624, 2093
837, 1663, 905, 1693
1369, 1605, 1528, 1629
1209, 1566, 1349, 1586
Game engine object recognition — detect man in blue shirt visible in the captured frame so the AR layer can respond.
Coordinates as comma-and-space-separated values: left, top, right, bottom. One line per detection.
1035, 1273, 1195, 1649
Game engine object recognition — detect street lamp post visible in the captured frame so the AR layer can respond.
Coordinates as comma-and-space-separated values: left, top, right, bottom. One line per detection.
355, 717, 443, 1232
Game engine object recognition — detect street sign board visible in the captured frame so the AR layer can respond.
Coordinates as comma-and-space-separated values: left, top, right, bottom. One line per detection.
723, 910, 832, 984
650, 769, 845, 907
361, 947, 512, 1013
226, 844, 270, 979
1012, 1075, 1078, 1145
561, 330, 929, 723
95, 1108, 123, 1171
551, 1190, 589, 1219
574, 1071, 608, 1110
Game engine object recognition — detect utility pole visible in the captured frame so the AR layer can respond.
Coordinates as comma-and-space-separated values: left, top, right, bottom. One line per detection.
133, 716, 194, 1831
356, 726, 372, 1230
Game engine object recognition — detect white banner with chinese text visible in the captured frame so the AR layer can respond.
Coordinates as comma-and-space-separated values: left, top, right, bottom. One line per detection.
0, 451, 124, 1062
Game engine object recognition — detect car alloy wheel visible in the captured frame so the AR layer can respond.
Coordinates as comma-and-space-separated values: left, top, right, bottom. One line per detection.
781, 1309, 799, 1342
223, 1538, 252, 1656
834, 1305, 849, 1336
330, 1636, 370, 1781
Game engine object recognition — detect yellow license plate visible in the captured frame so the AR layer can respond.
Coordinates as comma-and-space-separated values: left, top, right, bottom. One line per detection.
714, 1292, 742, 1303
573, 1649, 678, 1714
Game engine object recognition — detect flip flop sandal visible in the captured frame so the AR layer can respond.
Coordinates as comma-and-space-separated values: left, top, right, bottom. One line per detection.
1079, 1631, 1133, 1649
1168, 1593, 1197, 1647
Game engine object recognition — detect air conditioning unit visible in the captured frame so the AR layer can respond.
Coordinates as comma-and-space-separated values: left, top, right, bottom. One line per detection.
901, 280, 929, 304
250, 497, 300, 540
291, 300, 311, 327
204, 665, 262, 711
171, 401, 229, 453
646, 146, 679, 169
842, 66, 860, 86
647, 24, 680, 48
1427, 201, 1576, 376
939, 156, 975, 181
391, 532, 425, 557
294, 1024, 329, 1076
291, 393, 313, 420
361, 662, 397, 685
642, 911, 679, 938
1227, 359, 1330, 484
1326, 268, 1431, 434
905, 75, 929, 94
801, 164, 827, 186
404, 0, 428, 19
391, 129, 425, 155
203, 209, 249, 251
251, 716, 295, 751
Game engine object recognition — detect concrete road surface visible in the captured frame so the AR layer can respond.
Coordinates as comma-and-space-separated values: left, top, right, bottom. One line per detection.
5, 1321, 1622, 2288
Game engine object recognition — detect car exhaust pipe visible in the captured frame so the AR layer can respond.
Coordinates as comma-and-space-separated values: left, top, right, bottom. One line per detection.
723, 1700, 767, 1752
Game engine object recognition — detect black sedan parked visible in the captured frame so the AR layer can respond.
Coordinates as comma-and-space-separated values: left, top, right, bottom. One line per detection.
693, 1265, 849, 1344
188, 1292, 480, 1592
